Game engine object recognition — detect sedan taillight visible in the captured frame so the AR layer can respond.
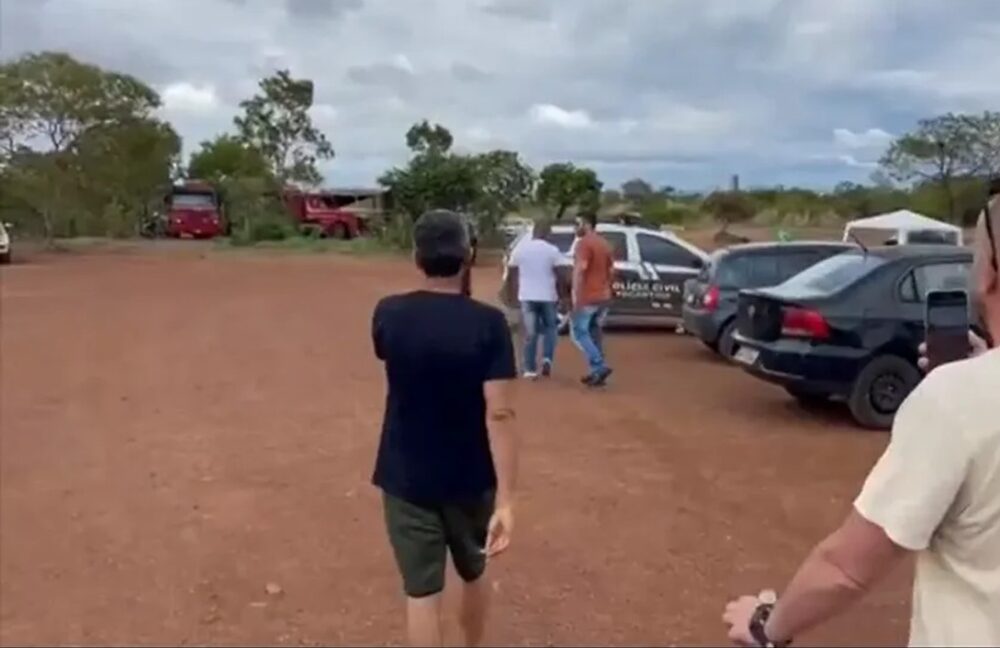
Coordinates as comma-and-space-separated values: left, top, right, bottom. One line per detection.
703, 285, 720, 312
781, 307, 830, 339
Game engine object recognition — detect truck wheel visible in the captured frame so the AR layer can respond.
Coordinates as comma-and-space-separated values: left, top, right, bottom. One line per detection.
717, 320, 739, 359
848, 355, 920, 430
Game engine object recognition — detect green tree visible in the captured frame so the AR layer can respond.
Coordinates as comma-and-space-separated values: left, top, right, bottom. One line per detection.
879, 112, 1000, 221
0, 51, 166, 240
72, 117, 181, 236
702, 191, 756, 231
535, 162, 602, 219
0, 51, 159, 156
621, 177, 653, 204
378, 123, 535, 243
234, 70, 334, 185
187, 134, 272, 183
405, 120, 454, 155
379, 123, 477, 219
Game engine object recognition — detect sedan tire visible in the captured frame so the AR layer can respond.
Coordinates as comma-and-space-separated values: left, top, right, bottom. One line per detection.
848, 355, 921, 430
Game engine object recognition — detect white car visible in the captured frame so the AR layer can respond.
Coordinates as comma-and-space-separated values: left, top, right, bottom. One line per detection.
0, 222, 11, 264
502, 222, 709, 330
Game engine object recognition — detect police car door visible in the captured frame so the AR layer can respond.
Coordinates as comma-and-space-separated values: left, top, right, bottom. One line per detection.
598, 229, 648, 316
632, 231, 705, 318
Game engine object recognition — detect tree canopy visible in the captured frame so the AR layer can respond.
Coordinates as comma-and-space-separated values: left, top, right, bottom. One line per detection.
234, 69, 333, 185
536, 163, 602, 219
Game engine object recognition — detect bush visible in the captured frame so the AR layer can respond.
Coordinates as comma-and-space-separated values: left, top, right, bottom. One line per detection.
702, 191, 757, 230
640, 200, 701, 227
375, 212, 414, 250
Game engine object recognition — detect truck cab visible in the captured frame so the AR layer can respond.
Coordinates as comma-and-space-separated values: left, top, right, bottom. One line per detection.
165, 182, 224, 239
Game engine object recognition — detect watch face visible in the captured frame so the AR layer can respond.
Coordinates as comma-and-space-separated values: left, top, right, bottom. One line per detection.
758, 589, 778, 605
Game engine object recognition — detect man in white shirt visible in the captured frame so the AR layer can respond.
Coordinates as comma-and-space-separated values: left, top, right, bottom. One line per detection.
723, 181, 1000, 647
507, 220, 570, 379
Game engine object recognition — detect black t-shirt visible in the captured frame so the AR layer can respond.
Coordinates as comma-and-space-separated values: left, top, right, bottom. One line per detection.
371, 290, 516, 504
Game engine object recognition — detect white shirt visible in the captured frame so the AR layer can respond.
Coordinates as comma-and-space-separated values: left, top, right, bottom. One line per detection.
854, 347, 1000, 647
510, 237, 566, 303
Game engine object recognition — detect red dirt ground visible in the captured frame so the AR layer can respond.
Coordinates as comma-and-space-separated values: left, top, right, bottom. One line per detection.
0, 245, 911, 646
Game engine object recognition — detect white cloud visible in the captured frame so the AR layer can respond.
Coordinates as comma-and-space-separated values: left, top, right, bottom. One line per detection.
391, 54, 415, 73
838, 154, 878, 169
160, 82, 220, 114
529, 104, 594, 129
833, 128, 894, 150
2, 0, 998, 189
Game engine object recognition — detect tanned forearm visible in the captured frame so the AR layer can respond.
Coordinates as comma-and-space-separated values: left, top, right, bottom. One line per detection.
488, 412, 518, 506
764, 521, 900, 643
485, 382, 519, 507
572, 267, 584, 305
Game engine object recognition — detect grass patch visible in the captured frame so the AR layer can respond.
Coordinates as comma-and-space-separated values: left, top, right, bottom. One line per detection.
214, 235, 407, 257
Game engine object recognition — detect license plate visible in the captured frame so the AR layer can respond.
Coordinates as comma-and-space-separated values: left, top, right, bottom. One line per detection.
734, 347, 759, 366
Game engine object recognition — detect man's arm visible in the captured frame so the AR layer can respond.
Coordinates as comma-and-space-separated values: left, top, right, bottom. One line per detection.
572, 242, 590, 308
484, 379, 518, 508
762, 512, 904, 643
483, 312, 519, 557
724, 374, 968, 645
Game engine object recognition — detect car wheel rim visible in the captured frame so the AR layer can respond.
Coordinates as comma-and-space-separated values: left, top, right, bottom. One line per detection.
870, 373, 906, 414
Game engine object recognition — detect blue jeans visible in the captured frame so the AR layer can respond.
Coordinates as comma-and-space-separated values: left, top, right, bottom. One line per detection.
570, 304, 609, 374
520, 301, 558, 373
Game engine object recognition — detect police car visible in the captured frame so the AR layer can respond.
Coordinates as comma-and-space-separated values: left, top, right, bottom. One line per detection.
502, 222, 709, 330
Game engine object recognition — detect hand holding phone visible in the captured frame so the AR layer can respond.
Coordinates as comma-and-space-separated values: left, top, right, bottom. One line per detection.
924, 290, 972, 370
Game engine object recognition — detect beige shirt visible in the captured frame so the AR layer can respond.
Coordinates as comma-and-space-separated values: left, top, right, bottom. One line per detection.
855, 348, 1000, 646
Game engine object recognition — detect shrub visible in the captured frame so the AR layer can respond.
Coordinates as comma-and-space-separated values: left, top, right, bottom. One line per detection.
641, 201, 701, 227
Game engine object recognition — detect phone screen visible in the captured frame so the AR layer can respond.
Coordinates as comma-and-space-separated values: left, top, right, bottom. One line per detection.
925, 290, 971, 369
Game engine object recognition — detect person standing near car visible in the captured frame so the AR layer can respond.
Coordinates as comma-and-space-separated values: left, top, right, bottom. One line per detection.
571, 212, 615, 387
722, 181, 1000, 646
371, 209, 519, 647
507, 219, 569, 379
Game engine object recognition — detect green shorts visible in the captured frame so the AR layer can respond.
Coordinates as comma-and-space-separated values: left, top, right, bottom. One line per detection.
382, 490, 495, 598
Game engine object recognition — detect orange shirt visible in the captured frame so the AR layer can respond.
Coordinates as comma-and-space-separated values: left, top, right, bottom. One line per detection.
574, 232, 614, 306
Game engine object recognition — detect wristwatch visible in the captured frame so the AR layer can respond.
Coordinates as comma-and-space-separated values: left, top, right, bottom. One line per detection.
748, 590, 792, 648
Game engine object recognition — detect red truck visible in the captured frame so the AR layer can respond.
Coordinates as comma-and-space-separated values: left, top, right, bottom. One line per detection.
164, 181, 225, 239
283, 189, 361, 239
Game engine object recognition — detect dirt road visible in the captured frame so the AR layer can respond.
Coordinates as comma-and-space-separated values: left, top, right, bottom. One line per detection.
0, 247, 910, 646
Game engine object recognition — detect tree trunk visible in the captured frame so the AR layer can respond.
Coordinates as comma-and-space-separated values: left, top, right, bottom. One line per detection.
555, 204, 567, 220
942, 177, 956, 222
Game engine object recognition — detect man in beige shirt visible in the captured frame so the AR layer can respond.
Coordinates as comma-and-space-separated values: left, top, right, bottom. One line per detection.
723, 181, 1000, 647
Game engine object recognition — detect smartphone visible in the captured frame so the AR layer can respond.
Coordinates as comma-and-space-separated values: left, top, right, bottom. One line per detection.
925, 290, 971, 369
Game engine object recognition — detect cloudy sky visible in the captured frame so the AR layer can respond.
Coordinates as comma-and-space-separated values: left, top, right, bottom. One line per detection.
2, 0, 998, 191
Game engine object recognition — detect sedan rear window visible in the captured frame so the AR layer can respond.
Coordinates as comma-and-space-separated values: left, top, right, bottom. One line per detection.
776, 252, 886, 295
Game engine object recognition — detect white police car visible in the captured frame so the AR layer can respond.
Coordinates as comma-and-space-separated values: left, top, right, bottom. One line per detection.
502, 222, 708, 330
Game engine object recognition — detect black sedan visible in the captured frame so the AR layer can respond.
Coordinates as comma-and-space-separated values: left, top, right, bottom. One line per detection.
733, 245, 973, 429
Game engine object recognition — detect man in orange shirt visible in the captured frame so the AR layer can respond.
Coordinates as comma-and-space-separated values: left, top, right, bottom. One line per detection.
570, 212, 615, 387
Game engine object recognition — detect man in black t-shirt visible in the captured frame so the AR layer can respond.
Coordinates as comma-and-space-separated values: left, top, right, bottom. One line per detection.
371, 209, 519, 647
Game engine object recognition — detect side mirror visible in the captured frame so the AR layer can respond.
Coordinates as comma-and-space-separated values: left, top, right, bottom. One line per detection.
690, 258, 703, 269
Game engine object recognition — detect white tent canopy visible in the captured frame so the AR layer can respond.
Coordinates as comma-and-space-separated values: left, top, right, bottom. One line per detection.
842, 209, 963, 246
